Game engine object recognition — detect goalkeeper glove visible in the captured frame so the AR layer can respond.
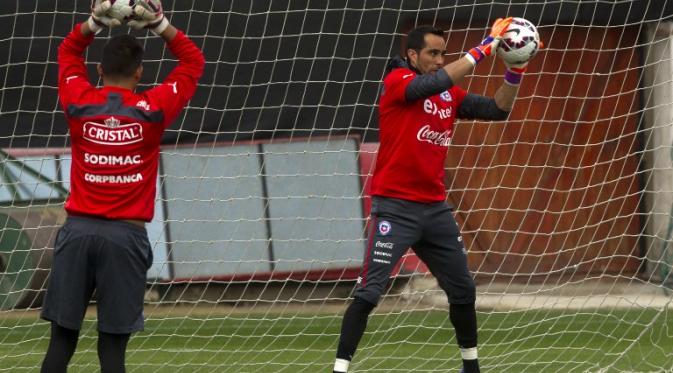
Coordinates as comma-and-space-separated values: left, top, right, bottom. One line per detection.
503, 60, 528, 86
502, 40, 544, 85
87, 0, 130, 34
128, 0, 170, 35
465, 17, 513, 66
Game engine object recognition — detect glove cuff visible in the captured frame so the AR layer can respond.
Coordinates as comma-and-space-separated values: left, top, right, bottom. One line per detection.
504, 69, 523, 86
150, 17, 170, 36
465, 48, 482, 66
87, 16, 104, 35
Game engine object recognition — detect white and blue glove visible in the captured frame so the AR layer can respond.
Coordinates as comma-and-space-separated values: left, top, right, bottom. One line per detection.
86, 0, 132, 34
127, 0, 170, 35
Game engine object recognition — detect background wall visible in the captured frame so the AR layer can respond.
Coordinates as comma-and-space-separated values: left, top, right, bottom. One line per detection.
0, 0, 670, 288
0, 0, 664, 147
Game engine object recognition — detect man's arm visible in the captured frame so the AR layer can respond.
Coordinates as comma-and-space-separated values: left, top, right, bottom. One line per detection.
80, 21, 96, 37
129, 1, 204, 125
58, 23, 94, 82
159, 24, 178, 42
58, 1, 127, 105
493, 81, 519, 112
57, 22, 96, 109
404, 58, 478, 102
442, 56, 482, 87
454, 61, 527, 120
404, 18, 512, 102
457, 93, 509, 121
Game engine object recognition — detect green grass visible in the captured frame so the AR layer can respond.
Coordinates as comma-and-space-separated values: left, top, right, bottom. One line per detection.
1, 307, 672, 372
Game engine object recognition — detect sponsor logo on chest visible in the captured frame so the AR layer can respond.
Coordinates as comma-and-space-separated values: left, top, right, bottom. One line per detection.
423, 97, 452, 119
83, 118, 143, 146
417, 124, 452, 147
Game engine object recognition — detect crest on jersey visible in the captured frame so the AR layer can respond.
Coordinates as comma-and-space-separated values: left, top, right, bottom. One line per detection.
104, 116, 120, 128
378, 220, 392, 235
440, 91, 452, 102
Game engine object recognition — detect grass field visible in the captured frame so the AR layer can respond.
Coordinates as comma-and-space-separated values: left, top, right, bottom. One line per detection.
1, 307, 672, 372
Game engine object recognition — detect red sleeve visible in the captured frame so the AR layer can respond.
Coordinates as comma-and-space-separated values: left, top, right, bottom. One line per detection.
58, 23, 95, 111
449, 85, 468, 108
381, 68, 415, 105
144, 30, 205, 127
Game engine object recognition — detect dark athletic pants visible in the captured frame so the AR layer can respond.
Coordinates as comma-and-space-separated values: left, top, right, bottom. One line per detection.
355, 196, 476, 305
41, 215, 153, 333
40, 215, 153, 372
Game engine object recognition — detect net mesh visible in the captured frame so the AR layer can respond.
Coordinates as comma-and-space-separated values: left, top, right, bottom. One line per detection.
1, 1, 672, 372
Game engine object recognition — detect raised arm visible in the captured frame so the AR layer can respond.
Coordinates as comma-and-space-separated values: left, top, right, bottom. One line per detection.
58, 1, 135, 108
129, 0, 205, 125
401, 18, 513, 102
460, 29, 542, 118
58, 23, 94, 90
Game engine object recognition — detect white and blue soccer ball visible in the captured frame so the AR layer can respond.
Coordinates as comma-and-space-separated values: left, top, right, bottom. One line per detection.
497, 17, 541, 65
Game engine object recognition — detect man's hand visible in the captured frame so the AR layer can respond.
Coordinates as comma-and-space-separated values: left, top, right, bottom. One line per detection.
504, 60, 528, 74
465, 17, 513, 66
502, 38, 543, 85
86, 0, 128, 35
128, 0, 170, 35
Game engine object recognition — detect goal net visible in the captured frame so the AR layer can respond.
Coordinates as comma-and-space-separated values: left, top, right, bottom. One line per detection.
1, 1, 672, 372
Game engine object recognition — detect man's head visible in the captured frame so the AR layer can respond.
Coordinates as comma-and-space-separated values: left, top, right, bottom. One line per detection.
98, 34, 144, 89
405, 26, 446, 74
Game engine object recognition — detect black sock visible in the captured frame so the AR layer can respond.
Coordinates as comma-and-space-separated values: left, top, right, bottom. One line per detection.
449, 303, 479, 373
41, 322, 80, 373
98, 331, 130, 373
335, 297, 376, 365
462, 359, 480, 373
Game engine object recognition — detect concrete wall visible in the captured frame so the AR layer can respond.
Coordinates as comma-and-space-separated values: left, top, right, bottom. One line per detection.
641, 22, 673, 283
0, 137, 365, 282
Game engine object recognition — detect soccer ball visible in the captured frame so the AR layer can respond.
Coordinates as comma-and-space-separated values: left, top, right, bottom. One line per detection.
99, 0, 135, 21
497, 17, 541, 65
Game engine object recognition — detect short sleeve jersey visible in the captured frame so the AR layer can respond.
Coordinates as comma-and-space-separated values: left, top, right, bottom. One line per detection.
370, 67, 468, 202
58, 24, 204, 221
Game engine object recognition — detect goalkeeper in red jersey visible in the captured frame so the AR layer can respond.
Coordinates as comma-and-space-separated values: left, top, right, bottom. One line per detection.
40, 1, 204, 372
333, 19, 534, 373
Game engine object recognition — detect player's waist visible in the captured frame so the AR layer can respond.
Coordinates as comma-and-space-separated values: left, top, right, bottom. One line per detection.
65, 199, 152, 226
66, 213, 146, 230
370, 184, 446, 203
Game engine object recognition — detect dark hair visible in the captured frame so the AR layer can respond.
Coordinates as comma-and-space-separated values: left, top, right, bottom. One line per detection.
405, 25, 444, 58
101, 34, 144, 78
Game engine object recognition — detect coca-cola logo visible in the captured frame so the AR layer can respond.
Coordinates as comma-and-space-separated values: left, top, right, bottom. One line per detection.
416, 124, 452, 147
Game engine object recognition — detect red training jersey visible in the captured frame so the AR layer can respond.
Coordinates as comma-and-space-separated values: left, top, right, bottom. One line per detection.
371, 67, 467, 202
58, 23, 205, 221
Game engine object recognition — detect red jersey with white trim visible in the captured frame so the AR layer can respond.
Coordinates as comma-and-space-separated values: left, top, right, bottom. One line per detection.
371, 67, 467, 202
58, 23, 204, 221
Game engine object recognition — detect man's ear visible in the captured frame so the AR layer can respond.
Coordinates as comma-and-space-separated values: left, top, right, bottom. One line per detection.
406, 49, 418, 66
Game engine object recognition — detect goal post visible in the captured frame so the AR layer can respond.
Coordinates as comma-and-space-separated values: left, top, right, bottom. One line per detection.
1, 1, 672, 372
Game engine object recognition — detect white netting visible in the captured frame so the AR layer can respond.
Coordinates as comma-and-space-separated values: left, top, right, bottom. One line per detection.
1, 1, 672, 372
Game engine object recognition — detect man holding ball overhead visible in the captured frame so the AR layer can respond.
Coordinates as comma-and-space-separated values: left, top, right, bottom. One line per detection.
40, 1, 204, 372
333, 17, 540, 373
